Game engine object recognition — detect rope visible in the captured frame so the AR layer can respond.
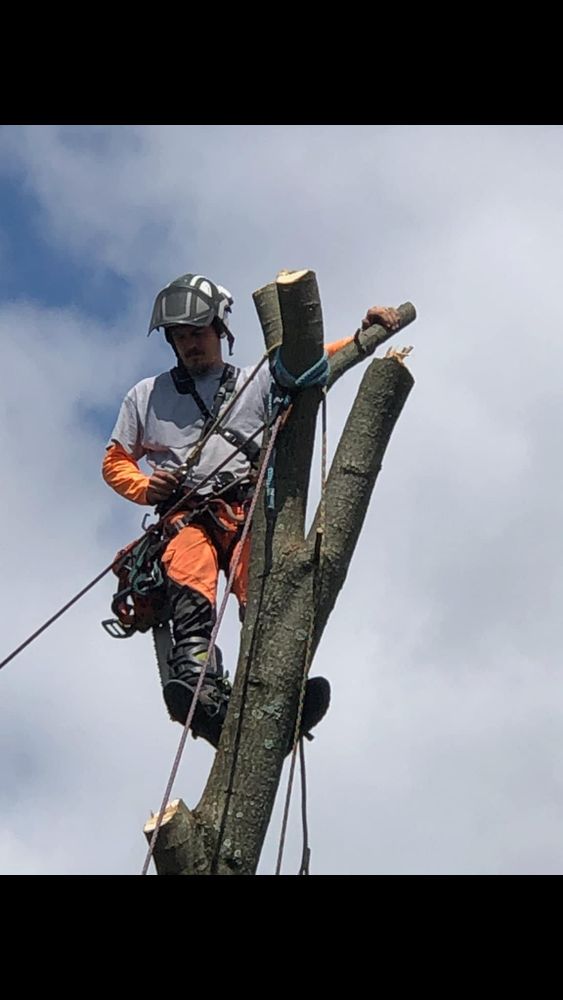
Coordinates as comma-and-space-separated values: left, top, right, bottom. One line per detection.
0, 562, 116, 671
265, 350, 328, 511
0, 351, 278, 673
274, 388, 327, 875
140, 413, 284, 875
297, 739, 310, 876
180, 347, 278, 471
270, 349, 329, 390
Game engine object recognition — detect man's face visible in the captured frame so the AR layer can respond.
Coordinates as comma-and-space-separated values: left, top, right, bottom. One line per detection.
168, 323, 222, 374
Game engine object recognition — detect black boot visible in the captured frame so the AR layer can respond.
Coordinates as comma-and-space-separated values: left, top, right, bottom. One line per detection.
285, 676, 331, 755
163, 582, 331, 751
299, 676, 331, 741
165, 664, 330, 752
162, 583, 230, 747
163, 635, 231, 748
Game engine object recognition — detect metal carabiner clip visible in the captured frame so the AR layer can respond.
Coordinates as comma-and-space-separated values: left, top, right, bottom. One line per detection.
142, 512, 159, 532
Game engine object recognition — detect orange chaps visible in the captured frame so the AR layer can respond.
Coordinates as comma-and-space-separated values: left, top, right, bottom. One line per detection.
161, 500, 250, 610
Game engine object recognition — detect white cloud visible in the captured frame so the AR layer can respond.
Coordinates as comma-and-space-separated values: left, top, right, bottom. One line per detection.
2, 125, 563, 874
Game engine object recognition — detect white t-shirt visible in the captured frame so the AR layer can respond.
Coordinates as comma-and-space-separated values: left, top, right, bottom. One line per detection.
109, 363, 272, 491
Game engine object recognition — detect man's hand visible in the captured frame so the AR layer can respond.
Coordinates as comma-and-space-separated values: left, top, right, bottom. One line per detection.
361, 306, 401, 332
146, 468, 181, 505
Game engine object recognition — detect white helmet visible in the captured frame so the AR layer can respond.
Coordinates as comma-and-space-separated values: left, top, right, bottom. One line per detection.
148, 273, 234, 352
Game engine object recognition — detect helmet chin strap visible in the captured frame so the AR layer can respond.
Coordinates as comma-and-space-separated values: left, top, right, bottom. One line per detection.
164, 330, 184, 371
211, 316, 234, 356
226, 330, 235, 356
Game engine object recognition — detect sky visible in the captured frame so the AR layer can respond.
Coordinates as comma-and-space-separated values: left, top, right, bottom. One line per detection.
1, 124, 562, 875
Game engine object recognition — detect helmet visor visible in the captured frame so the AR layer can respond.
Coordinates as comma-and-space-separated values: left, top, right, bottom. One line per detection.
149, 285, 216, 334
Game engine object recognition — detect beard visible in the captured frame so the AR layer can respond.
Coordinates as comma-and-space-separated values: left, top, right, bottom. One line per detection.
182, 357, 214, 376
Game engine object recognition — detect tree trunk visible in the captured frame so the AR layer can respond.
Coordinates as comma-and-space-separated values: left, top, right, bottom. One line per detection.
144, 270, 415, 875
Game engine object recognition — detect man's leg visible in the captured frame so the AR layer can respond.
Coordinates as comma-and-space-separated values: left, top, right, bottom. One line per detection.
160, 522, 229, 746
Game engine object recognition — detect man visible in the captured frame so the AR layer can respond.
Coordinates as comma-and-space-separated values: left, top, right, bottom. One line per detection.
103, 273, 399, 748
